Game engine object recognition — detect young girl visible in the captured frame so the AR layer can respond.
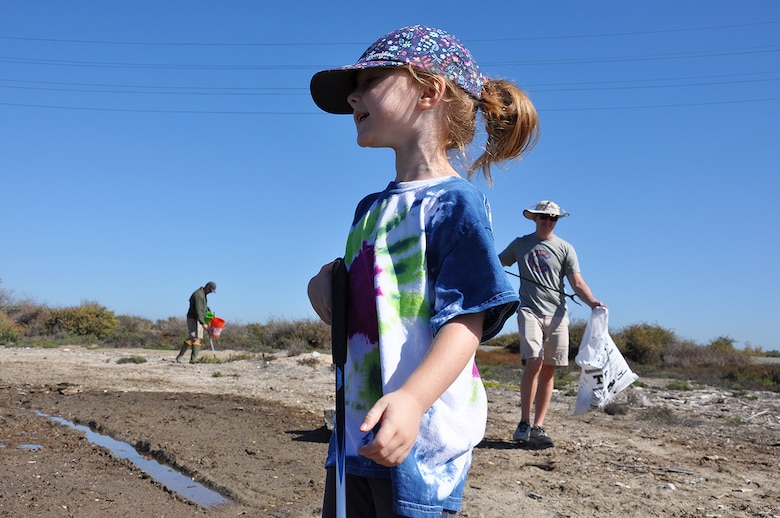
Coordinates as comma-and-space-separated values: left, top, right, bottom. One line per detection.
308, 25, 539, 518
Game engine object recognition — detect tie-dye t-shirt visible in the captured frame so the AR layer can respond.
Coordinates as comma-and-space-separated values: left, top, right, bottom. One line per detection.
325, 176, 518, 517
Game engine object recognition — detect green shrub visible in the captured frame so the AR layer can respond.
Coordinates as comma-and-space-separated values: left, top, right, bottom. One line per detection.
116, 355, 146, 364
483, 332, 519, 351
251, 318, 330, 351
722, 364, 780, 391
554, 370, 577, 390
0, 295, 51, 337
567, 319, 587, 359
0, 311, 24, 343
46, 302, 118, 339
614, 322, 675, 364
708, 335, 735, 351
666, 380, 693, 391
116, 315, 154, 333
154, 316, 186, 342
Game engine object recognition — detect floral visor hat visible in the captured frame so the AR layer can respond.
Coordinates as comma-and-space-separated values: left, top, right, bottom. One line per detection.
310, 25, 485, 114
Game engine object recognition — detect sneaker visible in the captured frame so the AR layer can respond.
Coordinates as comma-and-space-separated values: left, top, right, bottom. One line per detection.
530, 425, 553, 447
512, 420, 531, 442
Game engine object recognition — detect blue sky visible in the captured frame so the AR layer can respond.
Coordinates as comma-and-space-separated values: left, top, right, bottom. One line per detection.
2, 2, 778, 351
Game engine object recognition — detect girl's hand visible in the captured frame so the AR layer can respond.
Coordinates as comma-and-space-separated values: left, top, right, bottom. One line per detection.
307, 261, 335, 324
357, 388, 425, 466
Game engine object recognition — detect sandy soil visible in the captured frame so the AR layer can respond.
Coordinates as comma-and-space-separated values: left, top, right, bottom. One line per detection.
0, 345, 778, 518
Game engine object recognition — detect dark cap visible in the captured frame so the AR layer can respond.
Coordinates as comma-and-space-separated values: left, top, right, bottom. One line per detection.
205, 281, 217, 292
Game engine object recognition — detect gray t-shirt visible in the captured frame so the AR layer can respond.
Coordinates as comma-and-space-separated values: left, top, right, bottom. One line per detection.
499, 233, 580, 317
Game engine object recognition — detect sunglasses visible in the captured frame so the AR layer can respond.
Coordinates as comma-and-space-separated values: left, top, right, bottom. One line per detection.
538, 214, 559, 221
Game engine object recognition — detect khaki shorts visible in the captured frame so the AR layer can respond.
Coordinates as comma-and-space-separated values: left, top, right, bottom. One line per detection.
517, 307, 569, 366
187, 318, 204, 341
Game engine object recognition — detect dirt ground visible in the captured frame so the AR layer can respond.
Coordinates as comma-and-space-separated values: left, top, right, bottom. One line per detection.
0, 346, 778, 518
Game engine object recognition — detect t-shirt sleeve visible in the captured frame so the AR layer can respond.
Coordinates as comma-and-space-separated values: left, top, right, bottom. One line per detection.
498, 241, 517, 267
563, 242, 581, 276
427, 190, 519, 342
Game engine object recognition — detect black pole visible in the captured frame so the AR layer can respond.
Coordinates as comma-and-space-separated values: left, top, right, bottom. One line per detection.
331, 257, 348, 518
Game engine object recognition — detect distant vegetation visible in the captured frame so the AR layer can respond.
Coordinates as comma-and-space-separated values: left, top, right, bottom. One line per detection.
0, 281, 777, 392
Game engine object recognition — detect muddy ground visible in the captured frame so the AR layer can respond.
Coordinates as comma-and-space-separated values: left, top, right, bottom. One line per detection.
0, 345, 778, 517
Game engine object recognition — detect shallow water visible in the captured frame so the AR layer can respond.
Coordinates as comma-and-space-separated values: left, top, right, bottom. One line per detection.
37, 411, 231, 509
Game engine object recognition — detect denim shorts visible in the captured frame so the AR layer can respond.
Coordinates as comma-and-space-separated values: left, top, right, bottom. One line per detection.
322, 467, 458, 518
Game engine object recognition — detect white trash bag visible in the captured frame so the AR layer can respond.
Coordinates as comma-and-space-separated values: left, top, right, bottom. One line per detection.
574, 307, 638, 416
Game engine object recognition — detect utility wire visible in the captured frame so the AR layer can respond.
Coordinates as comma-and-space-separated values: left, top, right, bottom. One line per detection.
3, 96, 779, 115
0, 20, 778, 46
2, 69, 779, 93
2, 75, 778, 96
1, 44, 778, 70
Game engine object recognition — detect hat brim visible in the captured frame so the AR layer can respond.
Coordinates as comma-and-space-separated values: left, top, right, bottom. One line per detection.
310, 61, 407, 114
310, 69, 357, 114
523, 209, 570, 220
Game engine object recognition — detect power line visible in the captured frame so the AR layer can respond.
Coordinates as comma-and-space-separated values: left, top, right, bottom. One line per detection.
2, 96, 778, 115
0, 56, 315, 70
2, 74, 778, 96
471, 20, 780, 42
1, 44, 778, 71
3, 69, 778, 92
1, 20, 778, 46
524, 70, 780, 88
485, 44, 780, 67
0, 101, 319, 114
541, 96, 780, 112
0, 78, 306, 91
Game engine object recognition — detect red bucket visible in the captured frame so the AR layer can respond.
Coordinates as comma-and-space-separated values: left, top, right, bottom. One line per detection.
208, 317, 225, 338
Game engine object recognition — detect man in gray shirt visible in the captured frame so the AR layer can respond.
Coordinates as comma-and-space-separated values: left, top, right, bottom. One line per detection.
499, 200, 604, 447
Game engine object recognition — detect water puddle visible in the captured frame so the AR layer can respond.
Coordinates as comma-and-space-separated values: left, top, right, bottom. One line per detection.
17, 443, 43, 450
37, 411, 231, 509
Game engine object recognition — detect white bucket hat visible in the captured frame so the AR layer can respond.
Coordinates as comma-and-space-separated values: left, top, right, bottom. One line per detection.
523, 200, 570, 220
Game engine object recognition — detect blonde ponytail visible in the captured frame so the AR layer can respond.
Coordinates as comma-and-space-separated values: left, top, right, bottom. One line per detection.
469, 79, 539, 184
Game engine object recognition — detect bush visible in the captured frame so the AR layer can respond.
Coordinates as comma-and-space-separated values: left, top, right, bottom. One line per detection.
46, 302, 118, 339
116, 355, 147, 364
664, 339, 752, 370
722, 364, 780, 391
567, 319, 587, 359
708, 335, 736, 351
154, 316, 186, 342
253, 318, 330, 351
483, 332, 519, 351
103, 315, 157, 347
116, 315, 154, 333
0, 311, 24, 344
614, 322, 675, 364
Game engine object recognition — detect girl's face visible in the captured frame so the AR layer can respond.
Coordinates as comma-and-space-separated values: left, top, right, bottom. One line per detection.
347, 68, 422, 149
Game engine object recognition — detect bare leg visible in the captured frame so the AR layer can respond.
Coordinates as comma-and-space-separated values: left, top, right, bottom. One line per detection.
532, 364, 556, 427
520, 357, 543, 422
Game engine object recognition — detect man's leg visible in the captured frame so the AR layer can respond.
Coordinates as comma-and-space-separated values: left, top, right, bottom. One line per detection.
180, 317, 200, 362
175, 342, 189, 363
514, 309, 545, 442
531, 363, 556, 427
535, 313, 569, 427
520, 357, 543, 423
